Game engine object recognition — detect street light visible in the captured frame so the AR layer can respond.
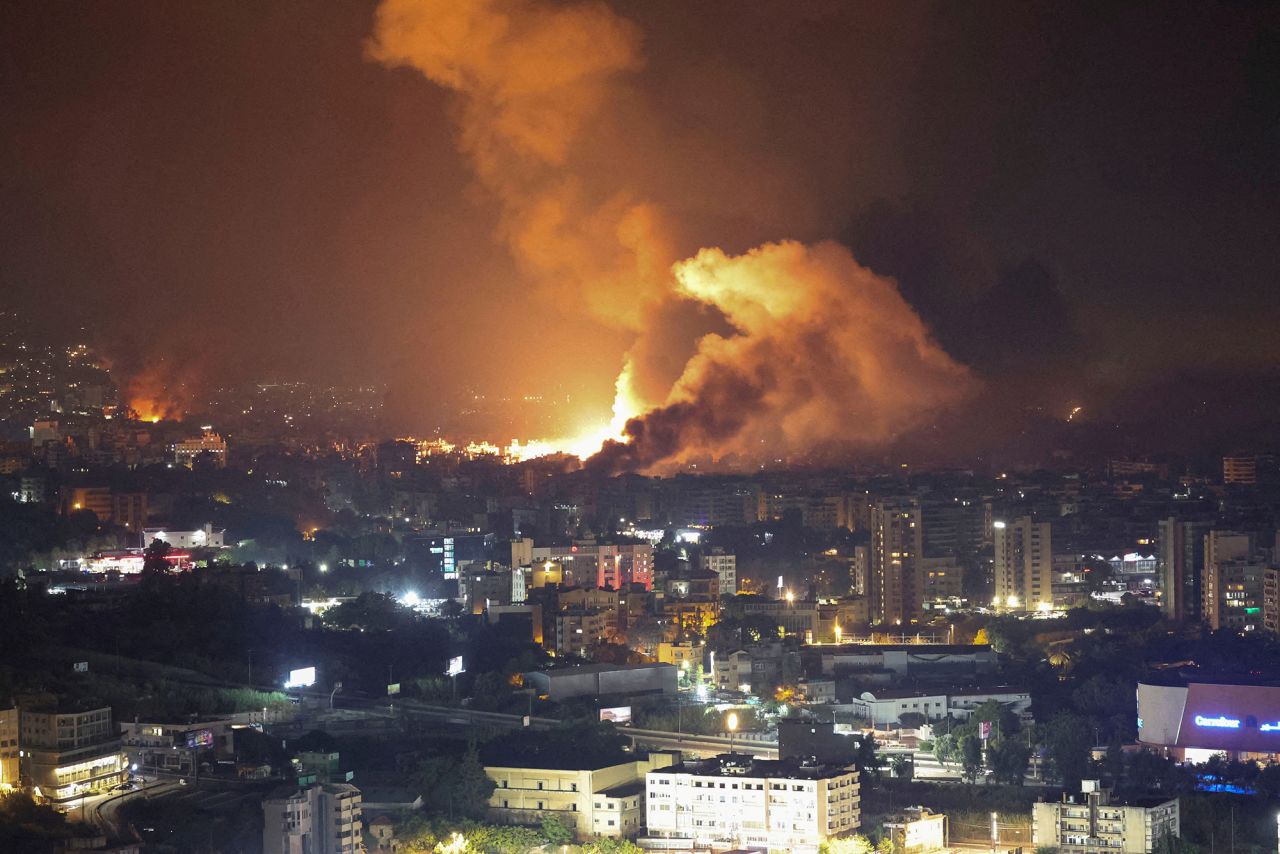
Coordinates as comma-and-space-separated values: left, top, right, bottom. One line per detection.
726, 711, 739, 755
991, 811, 999, 854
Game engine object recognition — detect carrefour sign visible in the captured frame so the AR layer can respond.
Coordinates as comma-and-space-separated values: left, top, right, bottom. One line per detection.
1194, 714, 1240, 729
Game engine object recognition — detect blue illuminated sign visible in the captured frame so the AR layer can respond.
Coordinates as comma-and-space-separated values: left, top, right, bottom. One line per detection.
1194, 714, 1241, 729
1260, 722, 1280, 733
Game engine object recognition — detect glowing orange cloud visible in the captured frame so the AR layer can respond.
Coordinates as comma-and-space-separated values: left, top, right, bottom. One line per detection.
370, 0, 976, 469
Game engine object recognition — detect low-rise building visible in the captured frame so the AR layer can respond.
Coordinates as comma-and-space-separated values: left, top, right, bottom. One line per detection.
140, 523, 225, 550
847, 687, 1030, 726
120, 719, 236, 777
644, 754, 860, 854
262, 782, 363, 854
1032, 780, 1178, 854
20, 704, 126, 807
485, 752, 676, 839
884, 806, 947, 853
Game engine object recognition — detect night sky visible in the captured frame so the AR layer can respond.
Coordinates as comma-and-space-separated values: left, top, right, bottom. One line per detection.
3, 1, 1278, 446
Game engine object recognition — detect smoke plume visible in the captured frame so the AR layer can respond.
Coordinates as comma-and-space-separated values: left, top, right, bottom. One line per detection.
370, 0, 975, 471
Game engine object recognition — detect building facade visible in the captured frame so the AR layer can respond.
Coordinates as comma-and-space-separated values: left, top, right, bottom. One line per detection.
993, 516, 1052, 611
0, 707, 17, 790
262, 782, 363, 854
644, 755, 860, 854
701, 550, 738, 595
1157, 518, 1212, 622
1032, 781, 1178, 854
485, 754, 676, 839
870, 498, 923, 625
20, 705, 127, 807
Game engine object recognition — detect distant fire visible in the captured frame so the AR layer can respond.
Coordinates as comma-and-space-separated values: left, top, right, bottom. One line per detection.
371, 0, 974, 473
125, 371, 185, 423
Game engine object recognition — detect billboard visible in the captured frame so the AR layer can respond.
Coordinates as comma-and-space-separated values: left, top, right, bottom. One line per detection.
1138, 681, 1280, 754
177, 729, 214, 749
284, 666, 317, 689
387, 683, 401, 696
600, 706, 633, 725
447, 656, 465, 677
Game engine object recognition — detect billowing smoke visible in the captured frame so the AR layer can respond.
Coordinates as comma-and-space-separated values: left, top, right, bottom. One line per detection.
590, 240, 973, 472
369, 0, 976, 472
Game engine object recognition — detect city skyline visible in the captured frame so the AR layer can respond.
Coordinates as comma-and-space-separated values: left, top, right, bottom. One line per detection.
3, 1, 1279, 466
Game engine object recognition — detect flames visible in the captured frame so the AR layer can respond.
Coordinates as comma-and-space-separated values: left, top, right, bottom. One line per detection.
125, 372, 185, 423
370, 0, 976, 472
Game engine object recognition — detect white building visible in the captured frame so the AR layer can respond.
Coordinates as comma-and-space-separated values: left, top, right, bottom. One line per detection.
644, 755, 860, 854
141, 523, 225, 550
173, 430, 227, 469
993, 516, 1052, 611
884, 806, 947, 853
1033, 780, 1178, 854
486, 753, 676, 839
847, 687, 1031, 726
701, 550, 738, 595
262, 782, 363, 854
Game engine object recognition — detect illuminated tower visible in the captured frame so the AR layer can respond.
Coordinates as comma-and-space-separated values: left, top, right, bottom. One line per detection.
992, 516, 1051, 611
870, 498, 923, 625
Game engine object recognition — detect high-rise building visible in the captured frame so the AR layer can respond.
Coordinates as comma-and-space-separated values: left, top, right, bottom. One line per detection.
1157, 518, 1212, 622
870, 498, 923, 625
0, 707, 17, 790
1262, 567, 1280, 635
992, 516, 1052, 611
1201, 531, 1257, 631
1222, 455, 1258, 485
701, 549, 737, 595
262, 782, 363, 854
644, 755, 860, 852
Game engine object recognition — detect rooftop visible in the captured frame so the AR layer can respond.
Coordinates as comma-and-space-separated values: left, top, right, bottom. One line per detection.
535, 662, 675, 677
651, 754, 857, 782
596, 780, 645, 799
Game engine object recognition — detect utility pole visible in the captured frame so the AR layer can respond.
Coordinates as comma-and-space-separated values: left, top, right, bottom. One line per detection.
247, 649, 252, 688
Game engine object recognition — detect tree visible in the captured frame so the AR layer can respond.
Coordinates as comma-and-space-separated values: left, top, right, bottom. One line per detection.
540, 814, 574, 846
933, 732, 958, 767
960, 735, 984, 783
821, 836, 875, 854
1044, 711, 1093, 790
987, 739, 1031, 785
583, 840, 646, 854
853, 734, 883, 782
454, 744, 495, 820
141, 537, 172, 576
897, 712, 927, 729
890, 753, 914, 780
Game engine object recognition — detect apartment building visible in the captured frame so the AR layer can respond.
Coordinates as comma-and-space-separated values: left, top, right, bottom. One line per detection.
993, 516, 1052, 611
20, 705, 127, 806
0, 707, 17, 789
262, 782, 363, 854
644, 755, 860, 854
1033, 781, 1178, 854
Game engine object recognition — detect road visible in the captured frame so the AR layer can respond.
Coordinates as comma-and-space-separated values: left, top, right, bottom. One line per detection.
86, 780, 181, 841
